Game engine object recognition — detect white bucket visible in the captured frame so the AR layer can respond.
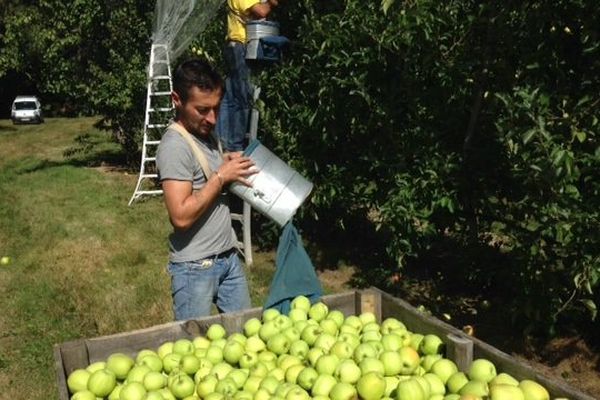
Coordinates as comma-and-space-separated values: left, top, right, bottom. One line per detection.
229, 140, 313, 227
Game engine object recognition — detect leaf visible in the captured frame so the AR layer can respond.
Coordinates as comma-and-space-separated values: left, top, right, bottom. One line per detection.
522, 129, 536, 144
382, 0, 395, 15
580, 299, 597, 321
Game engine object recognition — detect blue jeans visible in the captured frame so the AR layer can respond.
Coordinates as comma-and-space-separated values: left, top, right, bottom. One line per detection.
167, 251, 251, 320
215, 42, 252, 152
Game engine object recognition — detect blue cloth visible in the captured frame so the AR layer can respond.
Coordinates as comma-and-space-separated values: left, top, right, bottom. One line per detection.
215, 42, 251, 152
167, 251, 251, 320
264, 223, 323, 314
257, 35, 290, 61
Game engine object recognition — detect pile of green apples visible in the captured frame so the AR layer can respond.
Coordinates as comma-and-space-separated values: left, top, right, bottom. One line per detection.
66, 296, 560, 400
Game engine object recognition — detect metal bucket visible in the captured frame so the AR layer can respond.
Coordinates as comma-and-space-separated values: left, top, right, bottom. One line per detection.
229, 140, 313, 227
245, 20, 280, 41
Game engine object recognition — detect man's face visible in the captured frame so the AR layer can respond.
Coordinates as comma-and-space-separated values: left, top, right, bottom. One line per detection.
173, 86, 222, 137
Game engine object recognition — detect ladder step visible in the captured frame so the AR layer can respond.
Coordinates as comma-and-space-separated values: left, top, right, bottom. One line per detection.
150, 91, 172, 96
147, 124, 167, 129
146, 140, 161, 145
148, 107, 173, 112
153, 60, 169, 64
151, 75, 172, 80
144, 157, 156, 162
135, 190, 163, 195
230, 213, 243, 221
141, 174, 158, 178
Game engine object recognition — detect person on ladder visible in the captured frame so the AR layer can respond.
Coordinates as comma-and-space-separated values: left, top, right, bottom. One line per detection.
156, 59, 257, 320
215, 0, 280, 152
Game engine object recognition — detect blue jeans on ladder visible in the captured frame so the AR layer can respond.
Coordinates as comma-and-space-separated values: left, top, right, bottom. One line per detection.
216, 42, 252, 152
167, 251, 251, 320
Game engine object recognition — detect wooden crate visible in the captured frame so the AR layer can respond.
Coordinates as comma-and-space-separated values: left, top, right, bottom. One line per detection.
54, 288, 594, 400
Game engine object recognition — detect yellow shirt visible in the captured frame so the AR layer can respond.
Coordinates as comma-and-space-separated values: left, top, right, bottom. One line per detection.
227, 0, 261, 43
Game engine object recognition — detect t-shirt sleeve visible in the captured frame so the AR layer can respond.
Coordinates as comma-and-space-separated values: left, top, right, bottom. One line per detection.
156, 132, 195, 182
236, 0, 262, 13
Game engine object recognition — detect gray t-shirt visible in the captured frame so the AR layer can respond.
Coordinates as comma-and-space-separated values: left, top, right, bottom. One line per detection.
156, 127, 236, 262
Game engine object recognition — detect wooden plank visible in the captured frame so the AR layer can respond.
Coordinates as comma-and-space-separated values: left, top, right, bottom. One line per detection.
53, 344, 70, 400
446, 333, 473, 372
358, 289, 382, 322
320, 291, 359, 316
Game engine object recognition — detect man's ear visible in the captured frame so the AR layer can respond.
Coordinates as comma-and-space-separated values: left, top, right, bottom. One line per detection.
171, 91, 182, 109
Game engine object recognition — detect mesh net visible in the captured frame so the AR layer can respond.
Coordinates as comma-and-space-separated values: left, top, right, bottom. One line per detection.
152, 0, 225, 61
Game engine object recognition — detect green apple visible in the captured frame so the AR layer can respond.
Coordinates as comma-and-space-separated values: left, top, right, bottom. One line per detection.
340, 324, 360, 336
107, 383, 122, 400
259, 320, 279, 342
359, 357, 385, 375
243, 375, 262, 393
307, 347, 326, 367
250, 361, 270, 378
353, 343, 377, 363
179, 354, 201, 375
86, 361, 106, 373
397, 346, 421, 375
384, 376, 400, 397
319, 318, 339, 336
314, 332, 337, 352
239, 351, 258, 369
227, 369, 249, 389
245, 335, 266, 353
468, 359, 497, 383
205, 393, 226, 400
419, 334, 444, 356
169, 374, 195, 398
381, 317, 406, 334
382, 334, 404, 352
518, 380, 550, 400
459, 380, 489, 397
193, 358, 214, 382
119, 382, 146, 400
289, 339, 310, 360
159, 387, 177, 400
242, 317, 262, 337
490, 383, 525, 400
161, 353, 182, 374
262, 308, 281, 322
343, 315, 362, 331
395, 378, 426, 400
143, 371, 167, 391
308, 302, 329, 322
338, 332, 360, 348
409, 333, 424, 351
420, 354, 443, 371
330, 341, 354, 360
315, 354, 340, 376
413, 375, 432, 399
268, 333, 292, 355
260, 375, 280, 394
361, 322, 381, 333
285, 364, 305, 384
135, 349, 158, 363
67, 368, 91, 393
430, 358, 458, 384
335, 359, 361, 384
210, 361, 234, 379
380, 350, 404, 376
361, 330, 383, 343
311, 374, 338, 397
211, 338, 227, 350
446, 372, 469, 394
356, 371, 385, 400
71, 390, 97, 400
223, 340, 245, 365
443, 395, 461, 400
0, 256, 11, 265
285, 385, 311, 400
301, 325, 323, 346
269, 366, 286, 381
138, 354, 163, 373
289, 308, 308, 322
326, 310, 345, 328
291, 295, 312, 312
358, 311, 377, 325
364, 340, 384, 356
490, 372, 519, 387
157, 342, 174, 359
424, 373, 446, 396
143, 391, 165, 400
215, 377, 238, 397
196, 375, 218, 398
105, 353, 134, 380
253, 388, 272, 400
274, 315, 293, 330
206, 323, 227, 340
192, 336, 211, 350
204, 345, 223, 364
294, 320, 309, 333
283, 326, 301, 342
297, 367, 319, 391
329, 382, 357, 400
173, 338, 194, 355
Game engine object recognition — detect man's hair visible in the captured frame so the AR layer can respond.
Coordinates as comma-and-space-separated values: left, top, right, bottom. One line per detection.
172, 59, 224, 102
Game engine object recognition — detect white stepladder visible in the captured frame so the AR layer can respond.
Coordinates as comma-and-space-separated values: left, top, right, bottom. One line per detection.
128, 43, 174, 206
229, 86, 261, 267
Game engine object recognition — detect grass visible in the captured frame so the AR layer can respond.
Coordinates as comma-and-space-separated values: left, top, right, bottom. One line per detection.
0, 117, 352, 400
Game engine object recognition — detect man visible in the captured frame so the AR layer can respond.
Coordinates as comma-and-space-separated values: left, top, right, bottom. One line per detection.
156, 59, 256, 320
215, 0, 279, 151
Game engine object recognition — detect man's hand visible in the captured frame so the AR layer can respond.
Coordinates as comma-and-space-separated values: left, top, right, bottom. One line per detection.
223, 151, 243, 161
218, 156, 258, 187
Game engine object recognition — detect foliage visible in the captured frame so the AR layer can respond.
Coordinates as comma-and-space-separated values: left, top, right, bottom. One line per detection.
240, 0, 600, 333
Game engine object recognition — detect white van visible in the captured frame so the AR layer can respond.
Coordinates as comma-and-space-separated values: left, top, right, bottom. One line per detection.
11, 96, 44, 124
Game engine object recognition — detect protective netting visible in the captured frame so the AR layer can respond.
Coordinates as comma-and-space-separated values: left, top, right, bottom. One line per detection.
152, 0, 225, 62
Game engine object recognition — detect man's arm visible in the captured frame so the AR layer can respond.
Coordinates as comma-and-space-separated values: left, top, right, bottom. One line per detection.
162, 156, 256, 231
248, 0, 278, 19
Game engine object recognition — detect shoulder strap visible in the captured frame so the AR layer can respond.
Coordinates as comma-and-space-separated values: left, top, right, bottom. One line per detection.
169, 123, 222, 181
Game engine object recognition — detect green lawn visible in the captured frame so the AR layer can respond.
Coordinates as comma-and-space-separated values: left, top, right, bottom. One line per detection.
0, 118, 347, 399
